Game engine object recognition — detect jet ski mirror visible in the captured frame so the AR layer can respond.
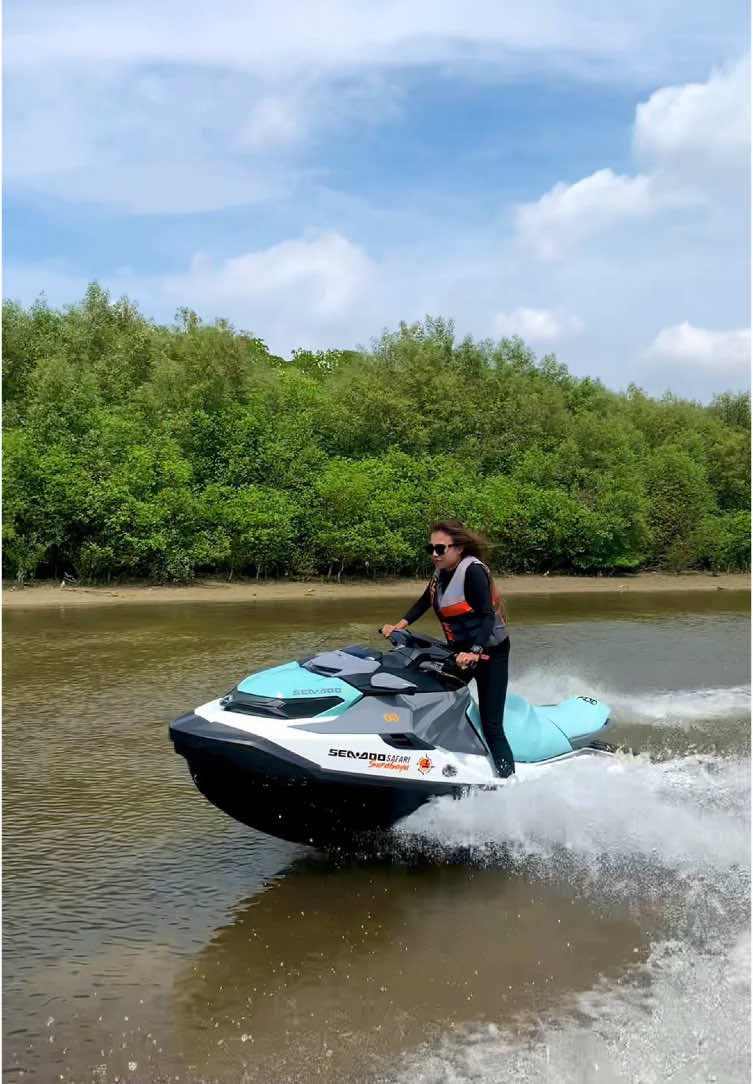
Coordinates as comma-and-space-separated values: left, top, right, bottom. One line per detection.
369, 672, 417, 692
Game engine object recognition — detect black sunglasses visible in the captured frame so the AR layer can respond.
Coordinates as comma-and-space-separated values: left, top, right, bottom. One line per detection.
425, 543, 456, 556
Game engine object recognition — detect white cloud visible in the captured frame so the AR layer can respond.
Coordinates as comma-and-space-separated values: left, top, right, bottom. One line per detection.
640, 323, 751, 396
4, 232, 375, 353
633, 56, 749, 166
513, 55, 748, 263
3, 1, 747, 215
2, 65, 323, 213
3, 64, 403, 214
161, 231, 374, 345
645, 322, 750, 370
515, 170, 662, 260
6, 0, 742, 81
491, 306, 583, 342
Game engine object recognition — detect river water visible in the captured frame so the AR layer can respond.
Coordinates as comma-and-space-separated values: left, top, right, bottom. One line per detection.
3, 590, 750, 1083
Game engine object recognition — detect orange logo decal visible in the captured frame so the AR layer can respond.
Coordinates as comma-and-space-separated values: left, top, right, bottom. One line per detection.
383, 713, 400, 723
417, 756, 433, 775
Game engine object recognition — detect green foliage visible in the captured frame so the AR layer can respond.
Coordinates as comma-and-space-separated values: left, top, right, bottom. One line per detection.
689, 511, 751, 573
706, 428, 751, 511
2, 288, 749, 581
306, 455, 425, 578
644, 446, 715, 569
195, 484, 298, 576
708, 391, 750, 430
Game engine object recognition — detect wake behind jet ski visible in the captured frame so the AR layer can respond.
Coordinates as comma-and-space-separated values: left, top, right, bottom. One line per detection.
169, 629, 613, 848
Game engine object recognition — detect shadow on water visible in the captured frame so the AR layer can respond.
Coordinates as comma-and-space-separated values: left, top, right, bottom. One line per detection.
169, 851, 650, 1083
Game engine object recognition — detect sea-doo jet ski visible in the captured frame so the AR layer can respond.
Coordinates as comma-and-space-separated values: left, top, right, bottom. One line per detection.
170, 629, 613, 847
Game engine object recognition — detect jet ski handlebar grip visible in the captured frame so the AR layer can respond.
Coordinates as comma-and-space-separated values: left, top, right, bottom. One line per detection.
453, 654, 483, 671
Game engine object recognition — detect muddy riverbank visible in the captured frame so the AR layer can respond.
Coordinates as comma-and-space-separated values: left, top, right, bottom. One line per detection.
3, 571, 749, 610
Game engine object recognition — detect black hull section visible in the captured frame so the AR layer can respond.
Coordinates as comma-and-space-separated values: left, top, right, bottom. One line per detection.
170, 712, 457, 848
188, 760, 435, 847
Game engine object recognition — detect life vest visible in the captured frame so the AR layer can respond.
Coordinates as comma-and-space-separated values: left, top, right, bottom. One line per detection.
430, 555, 508, 647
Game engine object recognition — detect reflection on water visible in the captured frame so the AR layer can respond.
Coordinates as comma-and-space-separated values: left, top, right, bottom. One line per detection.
171, 857, 646, 1082
2, 589, 749, 1082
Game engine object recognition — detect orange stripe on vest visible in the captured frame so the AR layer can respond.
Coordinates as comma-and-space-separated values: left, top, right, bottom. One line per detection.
438, 600, 474, 617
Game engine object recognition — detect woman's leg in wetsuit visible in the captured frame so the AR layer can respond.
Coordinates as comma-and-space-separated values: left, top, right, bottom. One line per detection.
474, 639, 514, 777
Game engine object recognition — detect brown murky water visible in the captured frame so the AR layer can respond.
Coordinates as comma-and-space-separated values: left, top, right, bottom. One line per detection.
3, 590, 750, 1082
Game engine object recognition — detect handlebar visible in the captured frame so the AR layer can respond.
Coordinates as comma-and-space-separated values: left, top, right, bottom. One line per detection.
378, 626, 445, 650
376, 627, 479, 673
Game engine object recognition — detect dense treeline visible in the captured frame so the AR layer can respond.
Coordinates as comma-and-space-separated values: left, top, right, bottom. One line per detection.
3, 284, 750, 582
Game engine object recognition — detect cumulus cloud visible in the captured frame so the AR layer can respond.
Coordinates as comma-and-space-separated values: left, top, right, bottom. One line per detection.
515, 170, 663, 260
645, 322, 750, 372
491, 307, 583, 342
639, 323, 750, 396
514, 55, 748, 262
503, 53, 749, 398
633, 56, 749, 166
160, 231, 374, 346
5, 231, 376, 354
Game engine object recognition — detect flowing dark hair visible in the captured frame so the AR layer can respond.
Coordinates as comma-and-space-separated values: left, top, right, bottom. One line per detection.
430, 520, 489, 561
430, 520, 508, 620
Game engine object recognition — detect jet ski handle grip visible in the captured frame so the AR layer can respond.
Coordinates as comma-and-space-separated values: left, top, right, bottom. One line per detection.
378, 626, 476, 667
378, 626, 410, 647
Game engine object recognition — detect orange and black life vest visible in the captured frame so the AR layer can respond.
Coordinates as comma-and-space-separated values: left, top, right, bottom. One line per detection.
429, 556, 507, 646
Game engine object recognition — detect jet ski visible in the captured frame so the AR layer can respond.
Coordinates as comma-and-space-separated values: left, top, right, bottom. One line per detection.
169, 628, 613, 847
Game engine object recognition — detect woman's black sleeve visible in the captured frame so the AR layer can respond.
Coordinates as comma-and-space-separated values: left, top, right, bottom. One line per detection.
402, 584, 432, 625
464, 564, 496, 644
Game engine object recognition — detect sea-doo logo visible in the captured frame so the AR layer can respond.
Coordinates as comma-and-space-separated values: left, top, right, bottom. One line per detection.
578, 696, 598, 705
442, 764, 458, 778
293, 687, 341, 696
328, 748, 410, 771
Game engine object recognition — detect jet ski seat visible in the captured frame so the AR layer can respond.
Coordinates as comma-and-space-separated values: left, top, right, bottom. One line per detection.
467, 692, 611, 763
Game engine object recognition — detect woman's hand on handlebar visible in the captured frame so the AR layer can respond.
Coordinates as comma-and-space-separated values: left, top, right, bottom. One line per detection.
455, 651, 481, 670
380, 621, 407, 638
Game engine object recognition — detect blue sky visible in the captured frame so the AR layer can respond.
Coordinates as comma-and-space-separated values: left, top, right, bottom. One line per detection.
3, 0, 750, 399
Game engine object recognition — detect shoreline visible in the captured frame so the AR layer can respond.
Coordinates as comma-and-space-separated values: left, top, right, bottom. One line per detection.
2, 572, 749, 610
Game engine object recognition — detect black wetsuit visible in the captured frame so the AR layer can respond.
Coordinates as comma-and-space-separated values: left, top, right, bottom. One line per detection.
402, 566, 515, 777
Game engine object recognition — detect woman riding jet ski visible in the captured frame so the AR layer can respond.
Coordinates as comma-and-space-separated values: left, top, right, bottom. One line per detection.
169, 628, 613, 848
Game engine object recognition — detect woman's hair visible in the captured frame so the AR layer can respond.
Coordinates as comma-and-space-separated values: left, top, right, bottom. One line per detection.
430, 520, 508, 620
430, 519, 489, 560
